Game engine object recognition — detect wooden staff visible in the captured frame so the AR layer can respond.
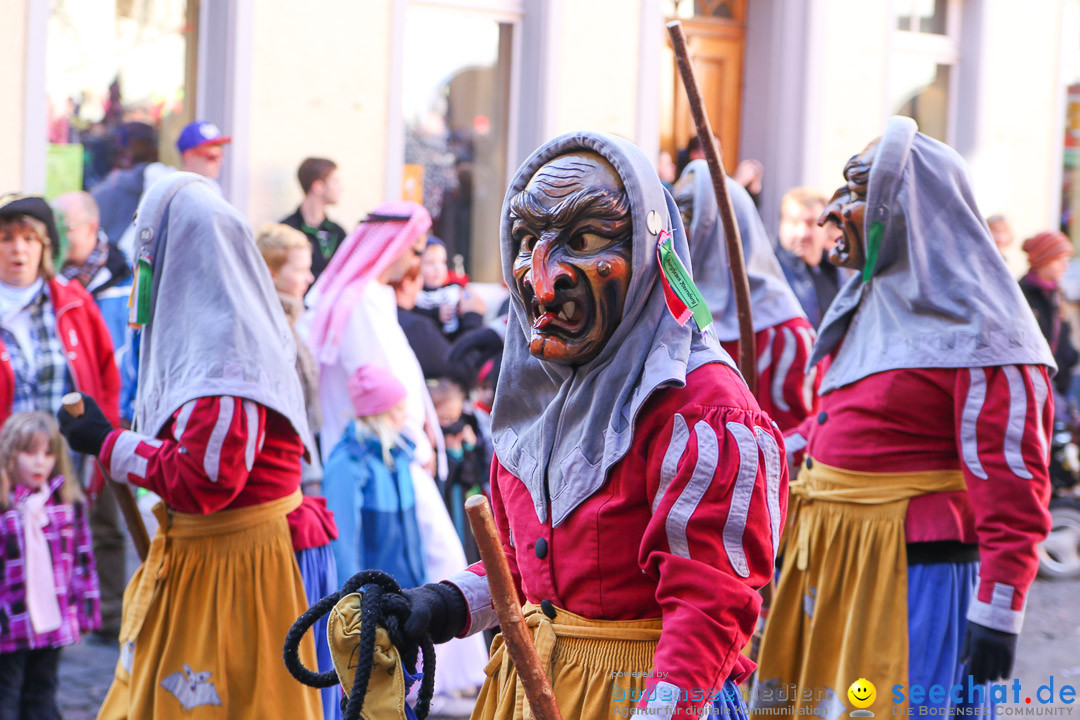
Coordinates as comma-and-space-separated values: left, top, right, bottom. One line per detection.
63, 392, 151, 561
667, 21, 757, 394
465, 495, 562, 720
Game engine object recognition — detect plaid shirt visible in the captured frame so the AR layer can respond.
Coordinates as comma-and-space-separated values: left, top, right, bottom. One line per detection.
0, 476, 100, 652
0, 284, 72, 415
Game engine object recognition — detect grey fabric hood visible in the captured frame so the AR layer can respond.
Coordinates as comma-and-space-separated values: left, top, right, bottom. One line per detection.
491, 131, 732, 527
809, 116, 1055, 393
131, 173, 314, 452
680, 159, 806, 342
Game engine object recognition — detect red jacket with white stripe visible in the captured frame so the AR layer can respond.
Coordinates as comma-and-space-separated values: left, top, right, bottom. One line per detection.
787, 366, 1052, 634
98, 396, 335, 551
0, 277, 121, 426
721, 317, 821, 432
447, 362, 787, 716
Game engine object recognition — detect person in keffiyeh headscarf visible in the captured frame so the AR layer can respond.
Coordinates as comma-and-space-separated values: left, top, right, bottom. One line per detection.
302, 202, 489, 700
56, 173, 326, 719
374, 131, 787, 720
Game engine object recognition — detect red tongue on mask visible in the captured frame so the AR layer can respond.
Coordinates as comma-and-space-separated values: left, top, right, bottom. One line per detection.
534, 311, 557, 330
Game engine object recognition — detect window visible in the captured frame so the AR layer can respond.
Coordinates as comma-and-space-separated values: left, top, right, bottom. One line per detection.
664, 0, 745, 23
895, 0, 948, 34
889, 0, 959, 142
45, 0, 196, 195
401, 3, 519, 283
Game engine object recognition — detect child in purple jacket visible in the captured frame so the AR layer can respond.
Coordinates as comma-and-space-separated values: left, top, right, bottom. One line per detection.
0, 411, 100, 718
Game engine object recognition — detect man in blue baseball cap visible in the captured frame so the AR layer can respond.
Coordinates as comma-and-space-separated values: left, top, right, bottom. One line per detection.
176, 121, 232, 180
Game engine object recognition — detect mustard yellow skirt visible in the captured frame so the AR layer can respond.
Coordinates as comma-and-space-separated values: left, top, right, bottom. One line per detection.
97, 491, 322, 720
753, 461, 966, 720
471, 603, 661, 720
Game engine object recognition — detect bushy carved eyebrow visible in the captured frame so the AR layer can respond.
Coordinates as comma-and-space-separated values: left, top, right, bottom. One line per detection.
509, 185, 631, 233
843, 154, 871, 189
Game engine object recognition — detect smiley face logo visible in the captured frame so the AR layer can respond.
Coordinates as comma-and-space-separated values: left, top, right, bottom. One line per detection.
847, 678, 876, 710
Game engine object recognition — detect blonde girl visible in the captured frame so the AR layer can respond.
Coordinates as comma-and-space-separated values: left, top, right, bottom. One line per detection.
322, 364, 425, 586
0, 411, 99, 719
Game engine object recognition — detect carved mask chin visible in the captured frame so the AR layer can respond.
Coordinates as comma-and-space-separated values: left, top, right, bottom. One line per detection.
821, 139, 879, 271
509, 151, 633, 365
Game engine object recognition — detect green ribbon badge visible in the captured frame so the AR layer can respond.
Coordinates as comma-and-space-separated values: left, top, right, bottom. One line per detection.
657, 232, 713, 332
862, 220, 883, 283
130, 256, 153, 328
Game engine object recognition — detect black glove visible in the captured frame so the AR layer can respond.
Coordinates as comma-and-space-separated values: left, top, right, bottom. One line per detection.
961, 620, 1018, 684
57, 395, 115, 456
402, 582, 469, 646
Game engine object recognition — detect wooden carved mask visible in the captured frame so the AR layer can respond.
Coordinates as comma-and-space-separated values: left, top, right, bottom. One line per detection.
508, 151, 633, 365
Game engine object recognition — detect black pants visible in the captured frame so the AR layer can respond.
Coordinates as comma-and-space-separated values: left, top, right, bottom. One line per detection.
0, 647, 62, 720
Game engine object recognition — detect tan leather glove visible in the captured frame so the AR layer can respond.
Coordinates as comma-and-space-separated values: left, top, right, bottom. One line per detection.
327, 593, 410, 720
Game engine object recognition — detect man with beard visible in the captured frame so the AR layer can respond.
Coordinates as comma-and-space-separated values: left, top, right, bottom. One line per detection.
753, 117, 1054, 719
389, 132, 786, 719
674, 160, 819, 431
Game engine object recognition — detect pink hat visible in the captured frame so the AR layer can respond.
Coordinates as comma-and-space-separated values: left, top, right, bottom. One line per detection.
1022, 231, 1073, 269
348, 365, 407, 417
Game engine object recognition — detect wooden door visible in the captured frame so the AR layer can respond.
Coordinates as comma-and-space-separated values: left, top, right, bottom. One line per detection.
661, 13, 746, 174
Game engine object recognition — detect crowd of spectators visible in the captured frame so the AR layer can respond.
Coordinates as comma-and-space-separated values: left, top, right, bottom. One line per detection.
1, 122, 1077, 718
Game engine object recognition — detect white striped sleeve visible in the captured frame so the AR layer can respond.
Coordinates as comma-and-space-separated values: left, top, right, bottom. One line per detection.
754, 426, 784, 560
967, 582, 1026, 634
1026, 365, 1050, 463
108, 430, 164, 484
242, 400, 259, 471
1002, 365, 1033, 480
203, 397, 235, 483
770, 327, 796, 413
960, 368, 988, 480
665, 421, 721, 561
719, 422, 758, 577
172, 400, 197, 443
446, 570, 498, 636
795, 324, 818, 413
653, 413, 691, 514
171, 397, 264, 487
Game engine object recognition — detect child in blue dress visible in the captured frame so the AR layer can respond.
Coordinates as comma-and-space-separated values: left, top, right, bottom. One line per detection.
323, 365, 426, 588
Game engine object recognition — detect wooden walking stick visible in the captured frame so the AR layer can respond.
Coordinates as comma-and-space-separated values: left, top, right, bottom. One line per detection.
667, 21, 757, 394
465, 495, 562, 720
63, 392, 151, 561
668, 25, 773, 664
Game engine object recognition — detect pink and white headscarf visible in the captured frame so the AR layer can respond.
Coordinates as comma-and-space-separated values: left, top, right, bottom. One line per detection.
306, 201, 431, 366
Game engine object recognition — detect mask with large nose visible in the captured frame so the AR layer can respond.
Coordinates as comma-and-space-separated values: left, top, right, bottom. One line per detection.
820, 139, 879, 271
509, 151, 633, 365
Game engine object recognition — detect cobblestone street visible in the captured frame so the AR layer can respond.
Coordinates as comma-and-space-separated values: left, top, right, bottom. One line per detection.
1012, 575, 1080, 712
57, 568, 1080, 719
57, 637, 118, 719
56, 536, 480, 719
